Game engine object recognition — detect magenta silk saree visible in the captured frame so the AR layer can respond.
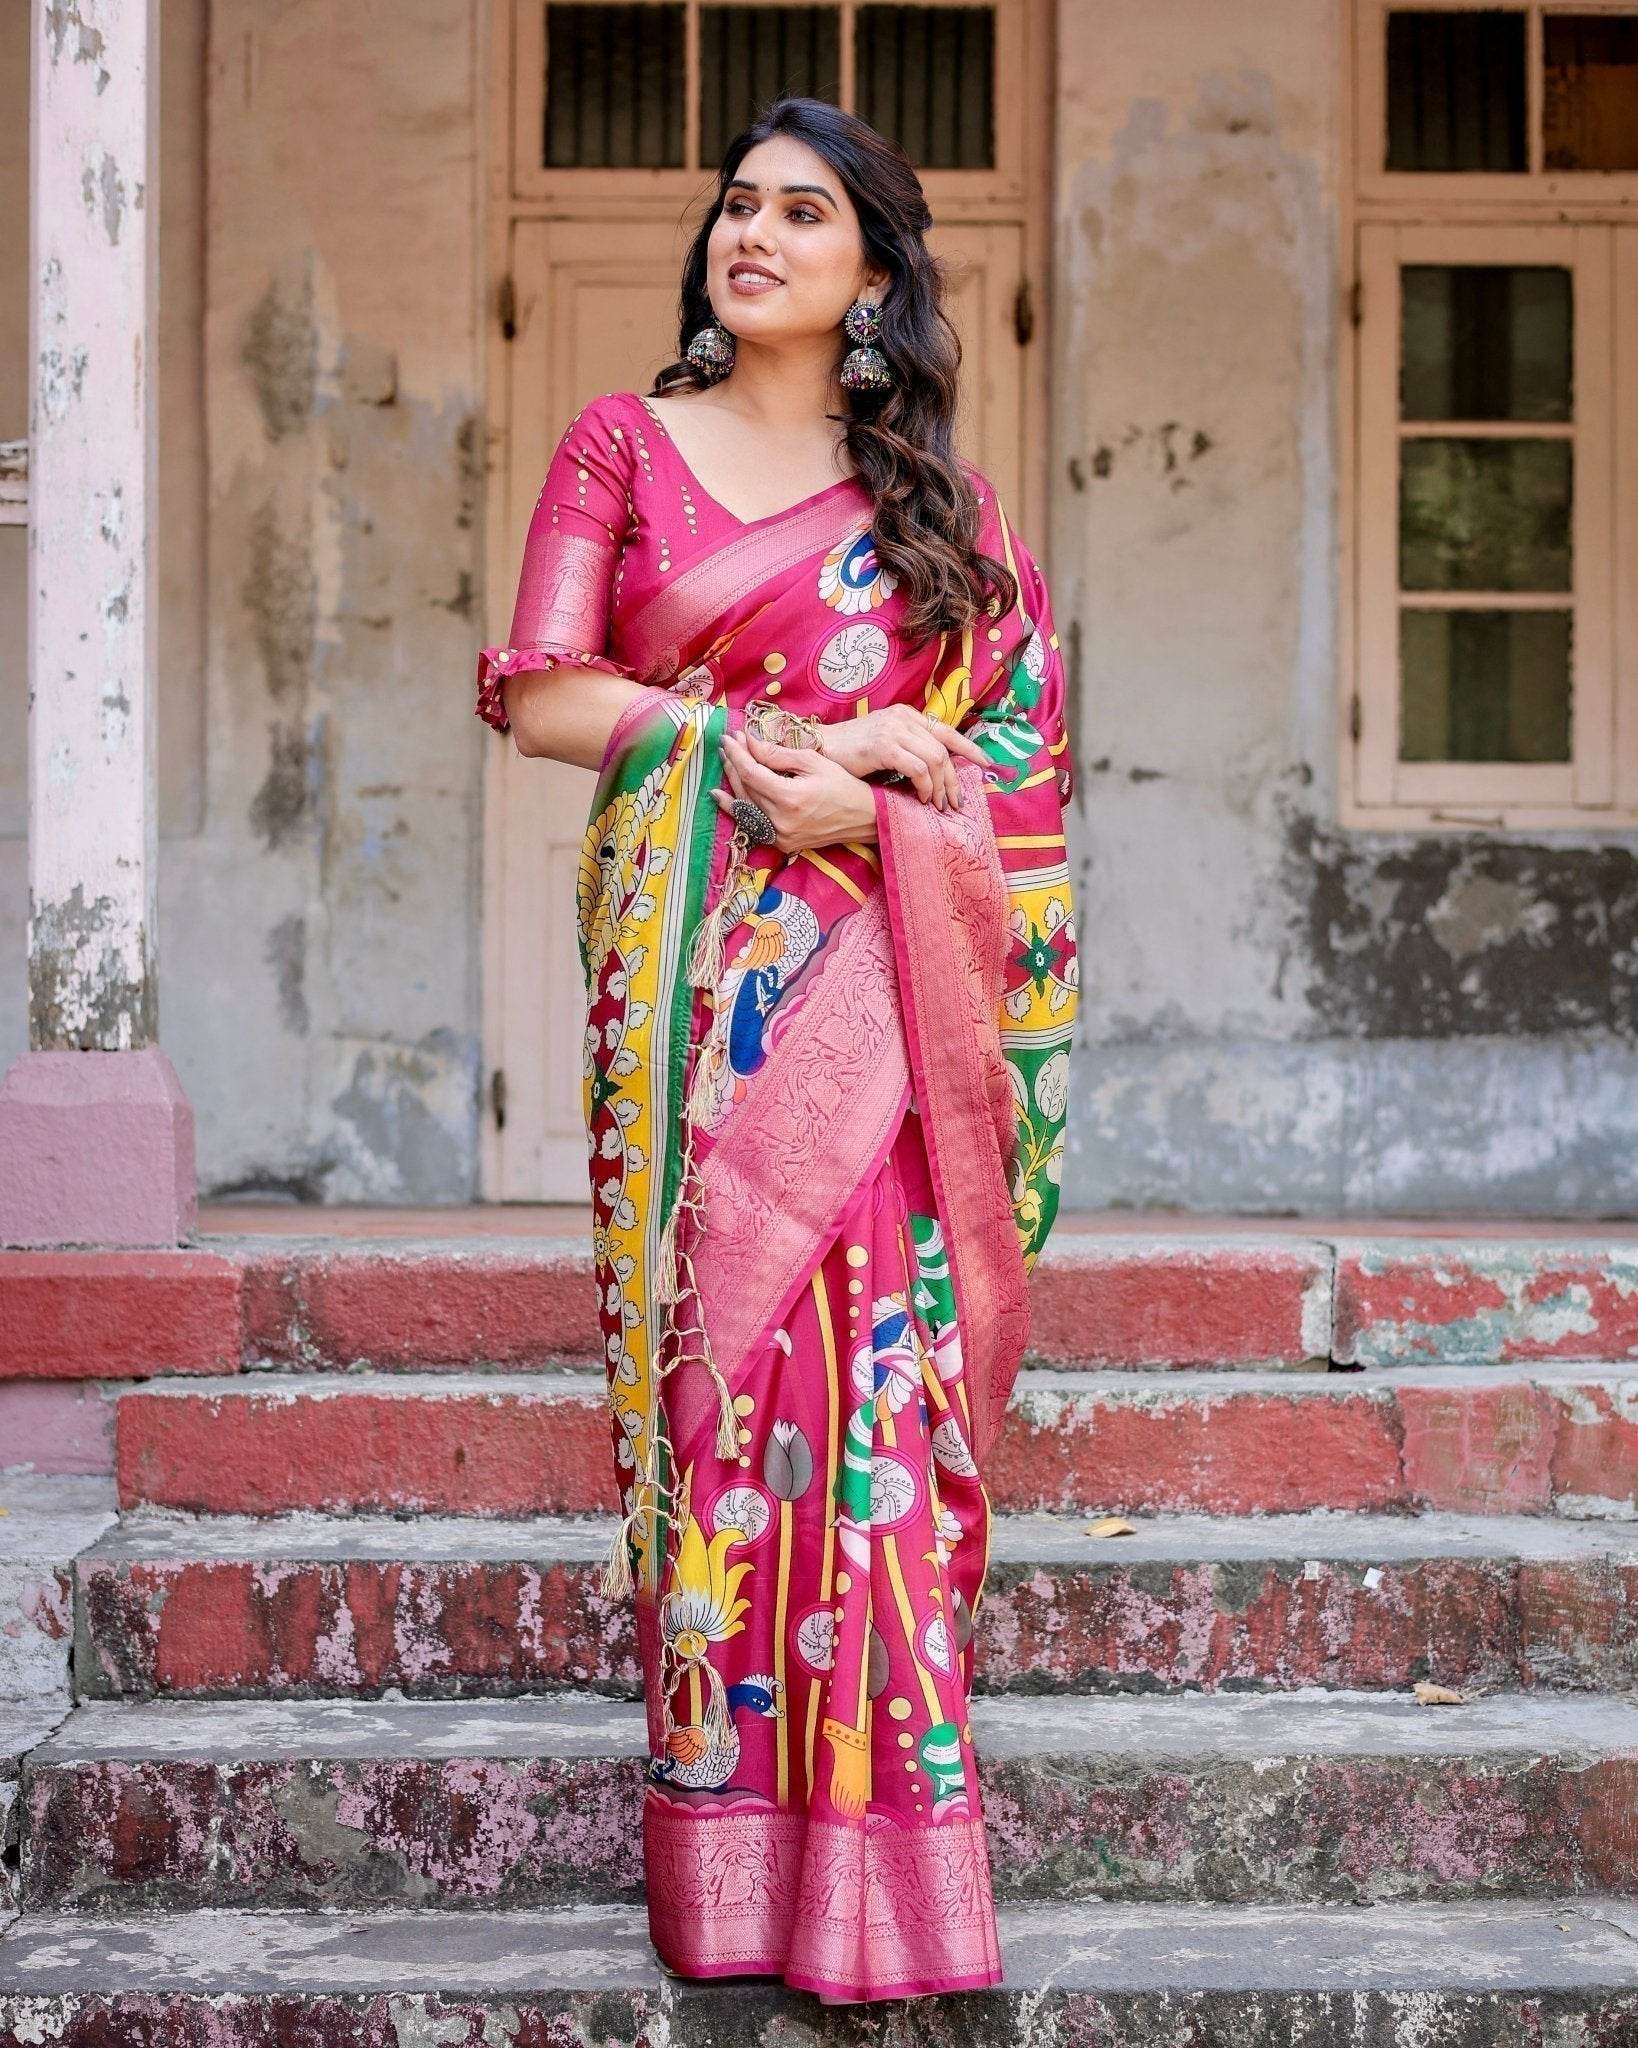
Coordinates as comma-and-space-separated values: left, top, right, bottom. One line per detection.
476, 389, 1079, 2002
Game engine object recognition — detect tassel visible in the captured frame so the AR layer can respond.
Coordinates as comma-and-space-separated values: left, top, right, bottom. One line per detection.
686, 896, 730, 990
654, 1197, 682, 1306
712, 1362, 740, 1460
687, 832, 758, 991
684, 1038, 722, 1126
599, 1509, 636, 1600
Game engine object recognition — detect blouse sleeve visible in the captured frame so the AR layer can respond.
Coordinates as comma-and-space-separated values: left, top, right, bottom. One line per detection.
475, 395, 642, 734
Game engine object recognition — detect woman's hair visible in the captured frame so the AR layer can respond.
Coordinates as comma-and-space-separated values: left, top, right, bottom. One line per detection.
649, 96, 1019, 651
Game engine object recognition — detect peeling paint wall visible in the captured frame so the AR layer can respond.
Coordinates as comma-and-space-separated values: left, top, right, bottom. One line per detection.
1, 0, 485, 1198
155, 0, 486, 1200
1, 0, 208, 1038
1054, 0, 1638, 1214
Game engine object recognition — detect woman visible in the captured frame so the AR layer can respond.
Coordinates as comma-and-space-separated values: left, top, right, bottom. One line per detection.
475, 97, 1078, 2003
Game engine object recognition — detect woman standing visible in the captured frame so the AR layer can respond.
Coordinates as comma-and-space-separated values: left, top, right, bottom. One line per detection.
476, 97, 1079, 2004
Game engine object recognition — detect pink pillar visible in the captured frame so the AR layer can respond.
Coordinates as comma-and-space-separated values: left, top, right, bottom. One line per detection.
0, 0, 196, 1250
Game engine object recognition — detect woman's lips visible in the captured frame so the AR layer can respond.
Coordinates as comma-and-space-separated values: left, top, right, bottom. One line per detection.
728, 270, 782, 294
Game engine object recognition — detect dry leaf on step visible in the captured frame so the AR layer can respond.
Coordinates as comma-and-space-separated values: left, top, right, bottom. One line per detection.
1085, 1516, 1136, 1538
1413, 1680, 1467, 1705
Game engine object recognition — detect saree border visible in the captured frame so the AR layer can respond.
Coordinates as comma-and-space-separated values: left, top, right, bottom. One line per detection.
581, 692, 732, 1594
620, 485, 874, 682
644, 1795, 1004, 1997
872, 756, 1032, 1470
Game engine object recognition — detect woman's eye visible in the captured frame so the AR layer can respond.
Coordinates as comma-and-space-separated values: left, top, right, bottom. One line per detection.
726, 202, 819, 223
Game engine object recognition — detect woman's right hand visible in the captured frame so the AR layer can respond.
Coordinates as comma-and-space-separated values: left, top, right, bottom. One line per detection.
818, 703, 989, 812
716, 730, 882, 851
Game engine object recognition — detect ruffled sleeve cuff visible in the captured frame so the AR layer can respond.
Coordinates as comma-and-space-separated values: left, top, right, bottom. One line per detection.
475, 641, 641, 735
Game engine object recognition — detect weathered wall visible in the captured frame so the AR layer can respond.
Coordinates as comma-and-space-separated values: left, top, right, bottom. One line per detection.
159, 0, 487, 1200
1, 0, 485, 1199
1053, 0, 1638, 1214
4, 0, 484, 1200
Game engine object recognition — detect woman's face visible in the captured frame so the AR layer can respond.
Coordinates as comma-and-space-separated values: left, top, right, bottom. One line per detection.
706, 134, 885, 343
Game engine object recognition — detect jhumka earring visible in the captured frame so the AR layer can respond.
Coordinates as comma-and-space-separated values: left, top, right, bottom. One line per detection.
685, 318, 736, 382
839, 296, 892, 391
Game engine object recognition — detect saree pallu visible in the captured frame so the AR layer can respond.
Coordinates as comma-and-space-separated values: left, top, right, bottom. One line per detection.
498, 432, 1078, 2000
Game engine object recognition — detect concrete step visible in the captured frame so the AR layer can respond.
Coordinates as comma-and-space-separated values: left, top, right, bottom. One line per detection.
113, 1365, 1638, 1519
1, 1897, 1636, 2040
18, 1691, 1638, 1911
0, 1234, 1335, 1380
0, 1477, 116, 1705
0, 1707, 69, 1922
72, 1506, 1638, 1700
12, 1232, 1638, 1381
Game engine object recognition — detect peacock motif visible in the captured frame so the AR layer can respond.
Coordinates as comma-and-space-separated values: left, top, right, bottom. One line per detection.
694, 887, 828, 1130
656, 1511, 783, 1792
652, 1672, 784, 1792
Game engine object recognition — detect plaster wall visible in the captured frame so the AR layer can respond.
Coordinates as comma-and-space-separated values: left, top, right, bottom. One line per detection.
173, 0, 487, 1200
0, 0, 486, 1199
1054, 0, 1638, 1213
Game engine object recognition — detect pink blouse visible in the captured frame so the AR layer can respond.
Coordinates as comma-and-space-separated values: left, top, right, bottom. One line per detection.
476, 388, 886, 733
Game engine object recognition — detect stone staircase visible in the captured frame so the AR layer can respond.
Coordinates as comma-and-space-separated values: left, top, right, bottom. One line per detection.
2, 1228, 1636, 2042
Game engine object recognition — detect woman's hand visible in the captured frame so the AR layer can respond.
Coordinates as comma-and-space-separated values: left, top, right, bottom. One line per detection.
815, 703, 989, 812
713, 730, 881, 853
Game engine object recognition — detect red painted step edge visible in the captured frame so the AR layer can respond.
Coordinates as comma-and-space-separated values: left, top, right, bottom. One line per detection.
72, 1547, 1638, 1700
1335, 1245, 1638, 1366
13, 1237, 1638, 1382
239, 1241, 1334, 1370
4, 1238, 1333, 1378
236, 1244, 596, 1370
0, 1252, 241, 1381
113, 1372, 1638, 1519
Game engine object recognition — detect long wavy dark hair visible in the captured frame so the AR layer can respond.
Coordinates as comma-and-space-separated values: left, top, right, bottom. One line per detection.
649, 97, 1018, 652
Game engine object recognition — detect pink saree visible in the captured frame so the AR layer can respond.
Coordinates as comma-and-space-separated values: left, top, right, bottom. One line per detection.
476, 389, 1079, 2001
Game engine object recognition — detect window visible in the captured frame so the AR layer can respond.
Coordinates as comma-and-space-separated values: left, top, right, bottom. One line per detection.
1544, 13, 1638, 169
855, 7, 996, 169
698, 8, 843, 165
1348, 4, 1638, 827
543, 5, 688, 167
531, 0, 999, 177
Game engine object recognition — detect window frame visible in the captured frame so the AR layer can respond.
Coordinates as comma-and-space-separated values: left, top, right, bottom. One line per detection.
1343, 0, 1638, 831
1355, 0, 1638, 205
509, 0, 1028, 209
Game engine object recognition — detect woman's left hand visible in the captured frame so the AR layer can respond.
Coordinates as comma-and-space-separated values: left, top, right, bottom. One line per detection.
714, 730, 881, 853
818, 704, 989, 811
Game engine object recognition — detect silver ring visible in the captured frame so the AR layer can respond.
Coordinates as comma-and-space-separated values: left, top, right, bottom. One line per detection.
730, 796, 777, 846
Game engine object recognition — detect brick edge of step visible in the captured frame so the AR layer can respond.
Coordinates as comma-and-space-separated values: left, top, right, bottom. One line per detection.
14, 1232, 1638, 1380
16, 1691, 1638, 1914
51, 1504, 1638, 1702
107, 1365, 1638, 1521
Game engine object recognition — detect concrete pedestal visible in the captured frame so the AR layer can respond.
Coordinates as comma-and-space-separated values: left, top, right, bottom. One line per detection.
0, 1049, 197, 1248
